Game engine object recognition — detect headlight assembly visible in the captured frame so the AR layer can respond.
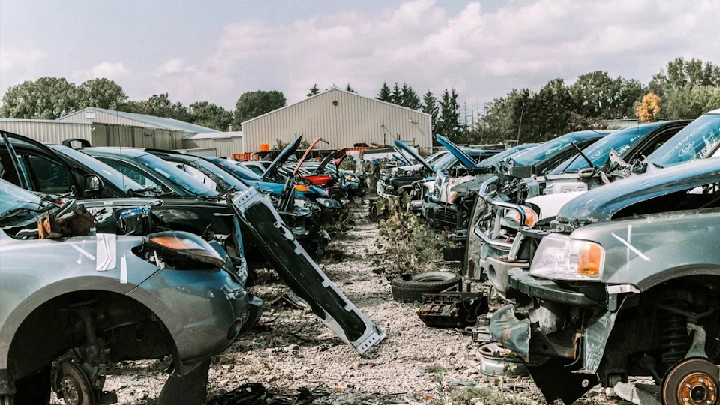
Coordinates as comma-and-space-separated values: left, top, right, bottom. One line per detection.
530, 233, 604, 281
504, 205, 538, 227
138, 231, 227, 269
316, 198, 342, 209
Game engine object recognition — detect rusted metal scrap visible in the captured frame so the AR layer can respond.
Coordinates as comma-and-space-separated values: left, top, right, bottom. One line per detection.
417, 292, 488, 328
38, 204, 96, 239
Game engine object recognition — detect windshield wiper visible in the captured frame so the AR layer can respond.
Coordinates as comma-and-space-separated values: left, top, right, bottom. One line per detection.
569, 142, 595, 173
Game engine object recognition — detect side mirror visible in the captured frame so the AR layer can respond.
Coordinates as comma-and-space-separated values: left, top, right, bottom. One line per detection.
84, 175, 102, 194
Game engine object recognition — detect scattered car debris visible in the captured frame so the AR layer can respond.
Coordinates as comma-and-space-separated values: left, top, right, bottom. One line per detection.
417, 292, 488, 328
208, 383, 329, 405
477, 343, 528, 378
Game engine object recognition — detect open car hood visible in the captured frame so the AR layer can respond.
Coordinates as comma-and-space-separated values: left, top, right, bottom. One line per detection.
230, 187, 385, 353
316, 151, 337, 173
393, 139, 433, 172
293, 138, 328, 175
263, 136, 303, 181
558, 158, 720, 224
436, 135, 478, 169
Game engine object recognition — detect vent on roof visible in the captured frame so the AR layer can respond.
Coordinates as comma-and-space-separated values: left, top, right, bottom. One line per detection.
85, 112, 95, 121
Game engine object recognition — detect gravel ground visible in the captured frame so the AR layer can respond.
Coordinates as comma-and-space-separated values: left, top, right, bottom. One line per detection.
55, 199, 623, 405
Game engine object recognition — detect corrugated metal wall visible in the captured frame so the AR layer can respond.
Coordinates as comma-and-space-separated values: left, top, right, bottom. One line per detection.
91, 125, 186, 149
0, 120, 93, 143
0, 120, 186, 149
60, 110, 158, 128
242, 89, 432, 153
182, 137, 243, 158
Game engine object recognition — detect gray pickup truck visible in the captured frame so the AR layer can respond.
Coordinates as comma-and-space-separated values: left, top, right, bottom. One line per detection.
490, 156, 720, 405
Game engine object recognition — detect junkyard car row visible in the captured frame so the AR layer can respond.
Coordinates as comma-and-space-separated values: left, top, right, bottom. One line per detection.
3, 109, 720, 405
374, 108, 720, 405
0, 134, 383, 404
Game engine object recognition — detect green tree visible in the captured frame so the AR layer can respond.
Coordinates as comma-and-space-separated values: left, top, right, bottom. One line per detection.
570, 71, 643, 119
400, 83, 421, 110
391, 83, 402, 105
307, 84, 320, 97
0, 77, 79, 119
234, 90, 287, 127
377, 82, 392, 102
650, 57, 720, 95
663, 86, 720, 119
422, 91, 439, 135
437, 88, 463, 142
77, 78, 128, 110
188, 101, 233, 131
345, 83, 356, 93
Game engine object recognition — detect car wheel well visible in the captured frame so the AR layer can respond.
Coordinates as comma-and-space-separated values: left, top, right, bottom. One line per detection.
7, 290, 176, 387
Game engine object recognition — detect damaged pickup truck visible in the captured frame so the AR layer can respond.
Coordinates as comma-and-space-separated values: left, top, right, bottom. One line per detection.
490, 156, 720, 405
467, 122, 694, 293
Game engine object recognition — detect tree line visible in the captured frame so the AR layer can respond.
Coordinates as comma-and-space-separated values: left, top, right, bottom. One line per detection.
0, 78, 288, 132
1, 57, 718, 143
469, 57, 720, 145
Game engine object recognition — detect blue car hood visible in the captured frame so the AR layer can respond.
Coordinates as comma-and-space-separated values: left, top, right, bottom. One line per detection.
393, 139, 433, 172
436, 135, 478, 169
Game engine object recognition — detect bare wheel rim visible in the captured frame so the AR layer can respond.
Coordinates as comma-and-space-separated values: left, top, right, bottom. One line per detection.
677, 372, 718, 405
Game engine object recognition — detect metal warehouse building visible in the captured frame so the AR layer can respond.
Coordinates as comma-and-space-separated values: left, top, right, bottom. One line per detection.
0, 107, 245, 156
242, 89, 432, 152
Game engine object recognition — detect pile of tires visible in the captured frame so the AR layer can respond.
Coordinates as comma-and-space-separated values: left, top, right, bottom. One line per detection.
391, 271, 462, 302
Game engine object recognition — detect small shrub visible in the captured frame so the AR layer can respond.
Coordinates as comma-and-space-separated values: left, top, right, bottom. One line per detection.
374, 190, 446, 277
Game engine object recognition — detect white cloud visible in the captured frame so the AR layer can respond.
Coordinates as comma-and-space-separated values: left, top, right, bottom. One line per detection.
73, 61, 130, 82
6, 0, 720, 109
0, 47, 49, 74
0, 47, 50, 91
173, 0, 720, 108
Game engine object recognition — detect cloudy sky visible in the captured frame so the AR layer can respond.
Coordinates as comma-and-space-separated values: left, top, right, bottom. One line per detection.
1, 0, 719, 111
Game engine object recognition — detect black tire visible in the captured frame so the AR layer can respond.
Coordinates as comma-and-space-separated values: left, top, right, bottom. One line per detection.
391, 272, 461, 302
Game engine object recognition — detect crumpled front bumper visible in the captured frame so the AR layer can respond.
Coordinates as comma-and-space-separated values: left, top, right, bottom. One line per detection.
489, 305, 531, 360
490, 269, 604, 365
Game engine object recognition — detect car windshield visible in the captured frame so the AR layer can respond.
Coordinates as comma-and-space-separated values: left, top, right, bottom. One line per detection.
513, 133, 600, 167
478, 145, 537, 168
647, 114, 720, 168
552, 125, 657, 173
47, 144, 147, 192
207, 157, 263, 181
134, 154, 218, 196
0, 178, 44, 215
184, 157, 248, 190
426, 152, 448, 165
432, 153, 458, 171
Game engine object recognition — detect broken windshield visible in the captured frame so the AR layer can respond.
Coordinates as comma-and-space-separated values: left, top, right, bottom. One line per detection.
647, 114, 720, 168
512, 131, 608, 167
551, 124, 658, 173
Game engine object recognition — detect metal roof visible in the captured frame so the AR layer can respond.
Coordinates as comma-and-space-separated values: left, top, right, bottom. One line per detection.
241, 88, 431, 125
183, 131, 243, 140
65, 107, 220, 133
0, 118, 90, 125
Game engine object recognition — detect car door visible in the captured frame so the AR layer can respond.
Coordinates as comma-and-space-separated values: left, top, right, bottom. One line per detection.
0, 131, 77, 195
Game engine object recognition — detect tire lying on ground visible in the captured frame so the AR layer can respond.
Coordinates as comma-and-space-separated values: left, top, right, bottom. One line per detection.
391, 271, 462, 302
